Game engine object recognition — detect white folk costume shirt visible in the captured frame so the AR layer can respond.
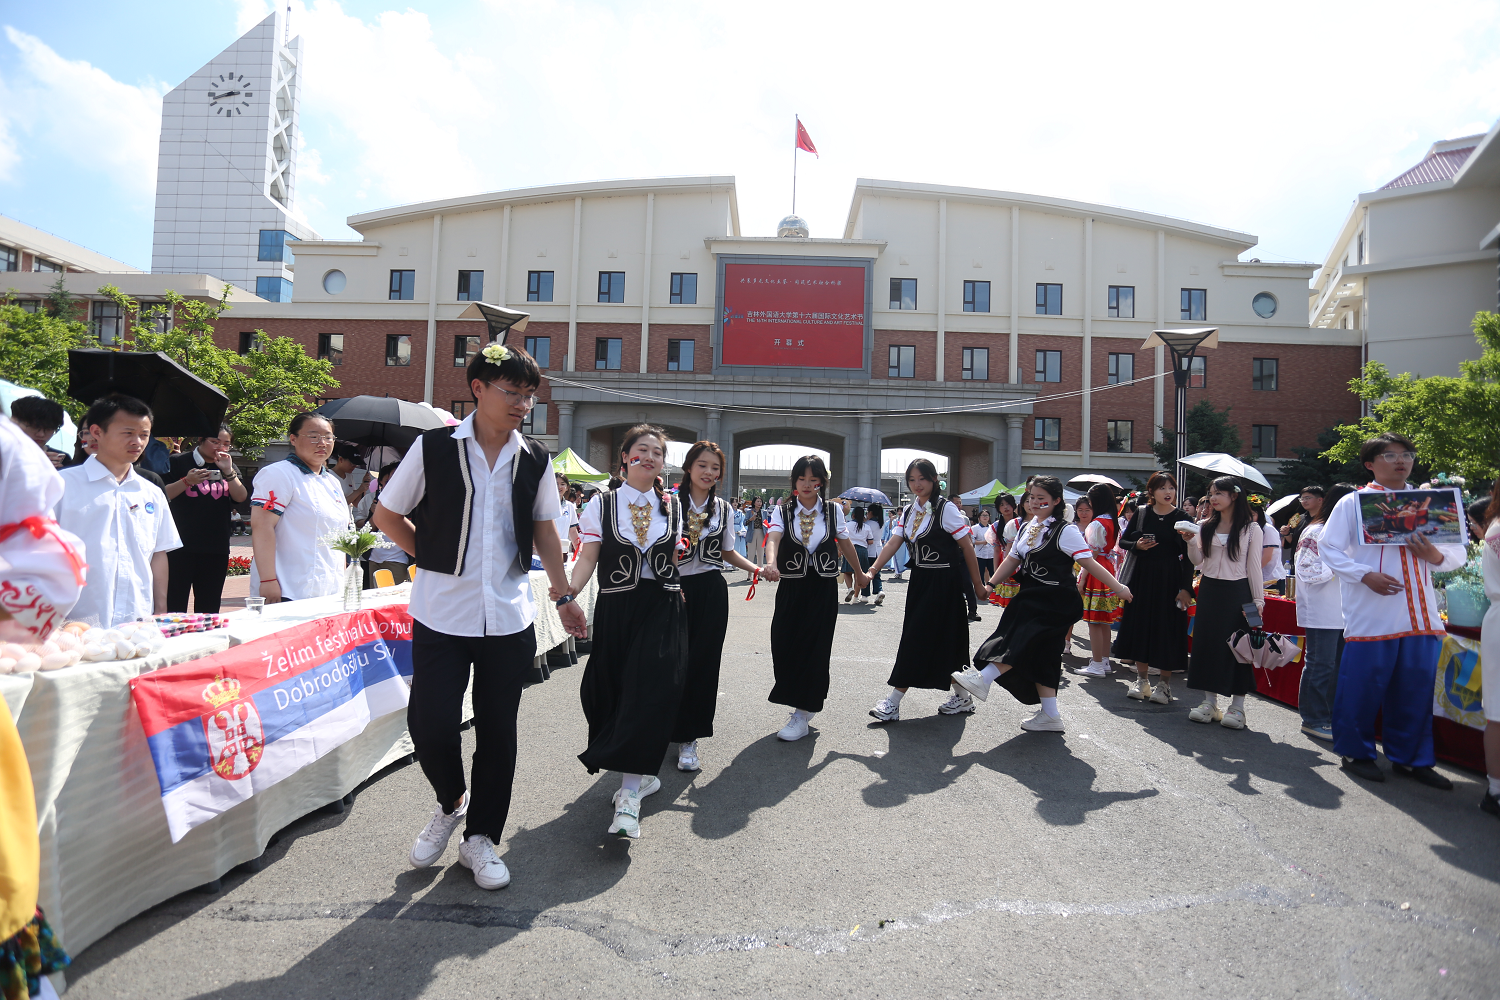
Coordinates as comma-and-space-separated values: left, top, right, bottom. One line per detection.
1008, 516, 1093, 562
891, 498, 969, 541
677, 493, 724, 577
56, 455, 181, 627
0, 418, 86, 640
1293, 522, 1344, 630
1319, 484, 1466, 641
766, 498, 851, 550
579, 484, 669, 579
380, 420, 562, 636
249, 454, 351, 603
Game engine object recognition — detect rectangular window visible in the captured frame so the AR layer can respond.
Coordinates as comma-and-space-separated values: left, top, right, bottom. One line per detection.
961, 347, 988, 381
889, 277, 917, 310
524, 335, 551, 368
257, 230, 298, 263
1033, 417, 1061, 451
1107, 285, 1134, 318
1107, 352, 1134, 385
317, 333, 344, 366
451, 400, 473, 418
0, 245, 17, 271
667, 339, 695, 371
457, 270, 484, 301
521, 402, 549, 436
1187, 355, 1206, 388
1252, 357, 1279, 391
255, 276, 293, 302
17, 300, 39, 313
1180, 287, 1207, 321
454, 335, 480, 367
1035, 283, 1062, 315
90, 301, 122, 345
1034, 349, 1061, 383
963, 280, 990, 313
1106, 419, 1133, 453
527, 270, 554, 302
237, 331, 259, 355
887, 344, 916, 378
669, 272, 698, 304
597, 271, 625, 303
594, 337, 622, 370
137, 304, 173, 334
1252, 424, 1278, 458
385, 334, 412, 366
32, 259, 62, 273
388, 270, 415, 301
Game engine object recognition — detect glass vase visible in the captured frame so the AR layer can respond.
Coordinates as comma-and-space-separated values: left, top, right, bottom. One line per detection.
342, 559, 364, 612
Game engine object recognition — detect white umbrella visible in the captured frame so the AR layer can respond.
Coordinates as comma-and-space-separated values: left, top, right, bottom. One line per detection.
1179, 451, 1272, 490
1266, 494, 1300, 517
1067, 473, 1122, 489
0, 378, 78, 455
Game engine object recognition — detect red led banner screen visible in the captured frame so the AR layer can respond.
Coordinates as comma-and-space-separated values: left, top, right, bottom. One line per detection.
720, 261, 867, 369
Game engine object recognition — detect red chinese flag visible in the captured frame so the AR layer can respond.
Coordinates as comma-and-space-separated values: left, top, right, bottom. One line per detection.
795, 119, 818, 157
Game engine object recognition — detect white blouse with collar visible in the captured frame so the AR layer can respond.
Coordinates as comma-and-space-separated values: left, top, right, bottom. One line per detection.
579, 484, 671, 579
767, 498, 849, 552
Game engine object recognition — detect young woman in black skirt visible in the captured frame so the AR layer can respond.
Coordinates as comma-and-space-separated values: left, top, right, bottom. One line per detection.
951, 476, 1132, 733
865, 458, 985, 721
672, 440, 763, 772
761, 455, 869, 741
1112, 472, 1195, 704
562, 425, 688, 838
1182, 475, 1264, 730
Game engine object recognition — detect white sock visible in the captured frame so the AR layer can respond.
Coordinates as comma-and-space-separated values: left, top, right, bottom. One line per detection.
1490, 776, 1500, 797
794, 709, 815, 722
1040, 696, 1059, 719
1230, 695, 1246, 711
1200, 692, 1218, 708
887, 688, 904, 706
620, 773, 642, 794
978, 664, 1001, 685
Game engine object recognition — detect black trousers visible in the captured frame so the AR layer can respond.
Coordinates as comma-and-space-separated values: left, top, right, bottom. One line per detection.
166, 550, 230, 613
408, 620, 536, 841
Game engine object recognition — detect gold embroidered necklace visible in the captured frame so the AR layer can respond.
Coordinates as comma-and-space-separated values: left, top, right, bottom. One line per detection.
909, 502, 928, 537
686, 501, 710, 548
1023, 516, 1046, 548
627, 497, 653, 547
797, 503, 818, 547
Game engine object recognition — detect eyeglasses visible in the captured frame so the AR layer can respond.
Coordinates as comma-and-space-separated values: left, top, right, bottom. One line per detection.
297, 433, 336, 444
483, 381, 539, 408
1376, 451, 1416, 463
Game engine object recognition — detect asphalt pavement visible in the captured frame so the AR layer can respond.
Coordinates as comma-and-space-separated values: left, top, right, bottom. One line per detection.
64, 574, 1500, 999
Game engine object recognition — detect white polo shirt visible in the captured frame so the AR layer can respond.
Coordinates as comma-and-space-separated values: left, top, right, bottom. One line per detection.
249, 454, 349, 602
56, 455, 181, 627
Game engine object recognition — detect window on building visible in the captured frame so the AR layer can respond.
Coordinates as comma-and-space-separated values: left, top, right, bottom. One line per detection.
136, 304, 173, 334
598, 271, 625, 303
525, 335, 551, 368
963, 280, 990, 313
237, 331, 259, 355
16, 300, 39, 313
0, 245, 17, 272
1357, 231, 1366, 265
1251, 424, 1278, 458
90, 302, 122, 345
32, 259, 62, 273
389, 270, 415, 301
451, 400, 473, 418
521, 402, 549, 436
1108, 285, 1134, 318
667, 339, 694, 371
527, 271, 554, 302
1180, 287, 1207, 321
1252, 357, 1278, 391
256, 276, 293, 302
1033, 417, 1061, 451
1107, 352, 1134, 385
257, 230, 298, 263
1034, 349, 1061, 383
962, 347, 988, 380
1106, 419, 1133, 453
454, 335, 480, 367
594, 337, 622, 370
1187, 355, 1206, 388
317, 333, 344, 366
457, 270, 484, 301
1035, 283, 1062, 315
887, 344, 916, 378
889, 277, 917, 310
386, 334, 412, 366
670, 273, 698, 304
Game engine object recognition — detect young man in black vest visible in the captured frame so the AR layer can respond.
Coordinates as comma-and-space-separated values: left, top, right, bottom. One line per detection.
373, 342, 585, 890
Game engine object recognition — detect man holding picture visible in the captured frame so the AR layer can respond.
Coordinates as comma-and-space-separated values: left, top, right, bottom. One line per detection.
1318, 432, 1468, 787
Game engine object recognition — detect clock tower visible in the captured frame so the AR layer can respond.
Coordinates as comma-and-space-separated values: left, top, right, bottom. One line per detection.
150, 9, 320, 299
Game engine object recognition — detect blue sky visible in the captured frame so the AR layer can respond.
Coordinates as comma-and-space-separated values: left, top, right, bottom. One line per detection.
3, 0, 1499, 273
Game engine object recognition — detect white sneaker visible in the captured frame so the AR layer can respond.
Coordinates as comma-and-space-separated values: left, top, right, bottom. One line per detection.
777, 711, 811, 741
1127, 678, 1151, 701
857, 594, 869, 604
844, 587, 856, 603
677, 741, 700, 772
608, 789, 642, 839
938, 692, 976, 715
873, 593, 886, 606
1149, 683, 1172, 705
1188, 702, 1223, 724
408, 791, 468, 868
1220, 707, 1246, 730
1020, 709, 1065, 732
1077, 660, 1110, 678
950, 666, 991, 702
869, 697, 900, 723
457, 834, 511, 889
637, 775, 662, 798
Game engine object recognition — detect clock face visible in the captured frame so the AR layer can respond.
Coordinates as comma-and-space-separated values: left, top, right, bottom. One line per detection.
205, 72, 254, 116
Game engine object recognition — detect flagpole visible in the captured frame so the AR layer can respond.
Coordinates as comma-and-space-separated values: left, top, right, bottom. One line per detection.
792, 114, 798, 215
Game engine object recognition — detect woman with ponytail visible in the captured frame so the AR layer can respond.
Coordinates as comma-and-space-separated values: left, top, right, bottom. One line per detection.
1076, 483, 1125, 678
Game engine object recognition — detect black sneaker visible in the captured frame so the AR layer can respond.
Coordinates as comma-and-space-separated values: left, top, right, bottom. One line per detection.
1391, 764, 1454, 790
1342, 757, 1385, 783
1481, 792, 1500, 818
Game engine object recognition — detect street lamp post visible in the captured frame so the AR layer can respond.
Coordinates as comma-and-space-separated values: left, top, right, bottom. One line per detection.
1140, 327, 1218, 493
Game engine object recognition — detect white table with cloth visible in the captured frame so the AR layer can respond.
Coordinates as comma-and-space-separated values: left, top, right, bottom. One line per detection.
1, 571, 595, 961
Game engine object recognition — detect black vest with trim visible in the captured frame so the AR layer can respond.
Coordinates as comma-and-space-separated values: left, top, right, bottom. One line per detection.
904, 496, 961, 569
409, 426, 549, 577
596, 489, 682, 593
683, 495, 732, 569
1016, 518, 1075, 587
775, 499, 840, 579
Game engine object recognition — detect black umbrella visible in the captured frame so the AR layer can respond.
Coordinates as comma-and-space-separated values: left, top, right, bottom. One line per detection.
67, 349, 228, 437
314, 395, 450, 451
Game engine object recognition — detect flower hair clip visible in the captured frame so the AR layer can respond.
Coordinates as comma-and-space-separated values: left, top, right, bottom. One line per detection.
481, 343, 510, 364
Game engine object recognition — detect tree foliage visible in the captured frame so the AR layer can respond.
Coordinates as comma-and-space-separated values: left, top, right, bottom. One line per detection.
1148, 400, 1245, 495
1324, 310, 1500, 483
1271, 427, 1369, 493
0, 281, 96, 420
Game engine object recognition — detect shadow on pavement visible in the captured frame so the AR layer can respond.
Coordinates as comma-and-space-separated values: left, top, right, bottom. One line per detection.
963, 731, 1159, 825
824, 713, 974, 808
682, 731, 835, 839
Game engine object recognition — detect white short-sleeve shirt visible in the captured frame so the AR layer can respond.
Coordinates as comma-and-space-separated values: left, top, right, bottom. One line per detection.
891, 498, 968, 539
249, 455, 350, 602
768, 498, 849, 552
579, 484, 671, 580
1262, 521, 1287, 583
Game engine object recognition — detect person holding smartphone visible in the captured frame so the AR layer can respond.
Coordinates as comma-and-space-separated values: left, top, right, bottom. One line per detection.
1112, 472, 1195, 704
163, 425, 247, 613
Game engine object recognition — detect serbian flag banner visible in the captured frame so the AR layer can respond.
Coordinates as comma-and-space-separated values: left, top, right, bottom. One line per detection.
796, 118, 818, 157
130, 605, 414, 842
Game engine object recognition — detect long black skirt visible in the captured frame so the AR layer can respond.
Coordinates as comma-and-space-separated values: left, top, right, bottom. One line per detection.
673, 570, 728, 742
578, 579, 688, 775
889, 565, 970, 689
1112, 558, 1190, 672
972, 577, 1082, 705
1186, 576, 1257, 696
768, 572, 839, 713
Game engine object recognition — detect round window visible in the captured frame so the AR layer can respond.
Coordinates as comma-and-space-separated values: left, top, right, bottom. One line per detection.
1252, 292, 1277, 318
322, 270, 347, 294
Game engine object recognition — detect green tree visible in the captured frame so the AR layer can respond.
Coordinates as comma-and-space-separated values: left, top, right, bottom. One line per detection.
1324, 310, 1500, 483
1147, 400, 1245, 495
0, 287, 96, 419
1271, 427, 1369, 493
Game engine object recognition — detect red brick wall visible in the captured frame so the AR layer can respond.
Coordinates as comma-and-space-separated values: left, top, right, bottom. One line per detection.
645, 323, 712, 373
1020, 334, 1084, 452
872, 329, 937, 381
944, 330, 1009, 383
1090, 336, 1156, 454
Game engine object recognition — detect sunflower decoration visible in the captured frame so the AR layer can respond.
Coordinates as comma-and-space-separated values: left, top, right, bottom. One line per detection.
481, 343, 511, 364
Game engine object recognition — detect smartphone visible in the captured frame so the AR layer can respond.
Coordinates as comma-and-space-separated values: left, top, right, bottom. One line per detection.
204, 469, 223, 481
1242, 602, 1263, 629
1139, 533, 1155, 543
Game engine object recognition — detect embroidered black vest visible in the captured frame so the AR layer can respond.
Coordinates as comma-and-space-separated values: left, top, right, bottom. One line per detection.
409, 426, 548, 577
596, 489, 682, 594
775, 499, 840, 579
683, 495, 732, 569
1016, 518, 1075, 587
904, 496, 961, 569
